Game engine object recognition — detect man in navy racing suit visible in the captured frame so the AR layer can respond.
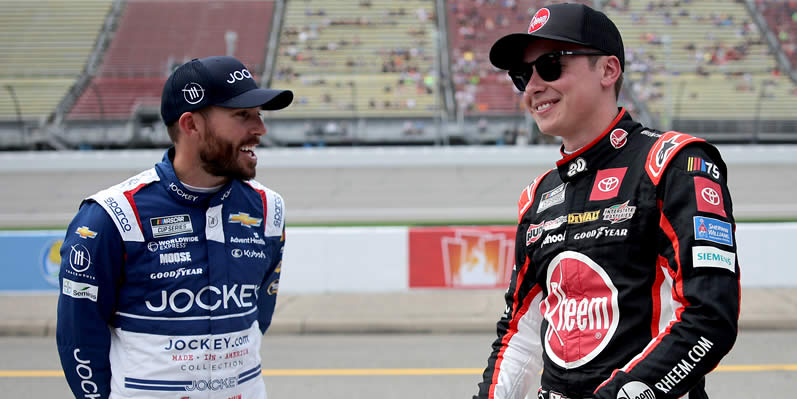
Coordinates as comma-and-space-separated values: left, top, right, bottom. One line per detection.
474, 4, 740, 399
56, 55, 294, 398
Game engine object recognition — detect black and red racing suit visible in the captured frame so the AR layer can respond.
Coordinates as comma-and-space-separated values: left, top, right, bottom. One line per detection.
475, 109, 740, 399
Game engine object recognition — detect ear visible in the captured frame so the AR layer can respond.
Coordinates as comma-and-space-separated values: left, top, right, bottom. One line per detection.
176, 111, 204, 140
600, 56, 622, 91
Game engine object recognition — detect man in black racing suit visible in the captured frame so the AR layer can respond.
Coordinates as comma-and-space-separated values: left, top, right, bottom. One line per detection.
474, 4, 740, 399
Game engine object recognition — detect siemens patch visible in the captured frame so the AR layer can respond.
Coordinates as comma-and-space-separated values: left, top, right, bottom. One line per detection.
692, 246, 736, 272
150, 214, 193, 238
693, 216, 733, 246
62, 278, 98, 302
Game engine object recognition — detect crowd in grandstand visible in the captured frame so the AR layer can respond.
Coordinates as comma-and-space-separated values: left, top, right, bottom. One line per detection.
758, 0, 797, 65
2, 0, 797, 148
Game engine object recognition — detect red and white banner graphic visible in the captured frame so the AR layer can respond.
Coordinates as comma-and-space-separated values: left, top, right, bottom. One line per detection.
409, 226, 515, 289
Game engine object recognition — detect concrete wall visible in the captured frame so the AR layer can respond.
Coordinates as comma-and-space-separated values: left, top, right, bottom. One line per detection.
0, 145, 796, 228
1, 224, 794, 294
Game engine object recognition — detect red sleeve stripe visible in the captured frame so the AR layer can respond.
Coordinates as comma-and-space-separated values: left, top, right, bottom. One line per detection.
659, 201, 688, 304
489, 256, 540, 399
597, 202, 691, 394
619, 206, 691, 373
518, 170, 553, 223
123, 183, 148, 234
650, 257, 666, 337
246, 182, 269, 223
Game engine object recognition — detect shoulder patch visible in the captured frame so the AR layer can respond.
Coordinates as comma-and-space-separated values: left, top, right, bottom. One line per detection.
114, 168, 159, 192
518, 169, 554, 223
246, 180, 285, 237
645, 132, 704, 186
86, 168, 156, 242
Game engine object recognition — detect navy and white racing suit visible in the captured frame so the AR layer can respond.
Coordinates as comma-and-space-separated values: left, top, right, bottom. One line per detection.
57, 148, 285, 399
475, 109, 740, 399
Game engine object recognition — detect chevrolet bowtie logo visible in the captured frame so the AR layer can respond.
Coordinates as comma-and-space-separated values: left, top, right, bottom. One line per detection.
75, 226, 98, 239
228, 212, 262, 228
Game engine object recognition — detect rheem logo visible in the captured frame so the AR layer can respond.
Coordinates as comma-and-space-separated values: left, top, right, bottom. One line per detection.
528, 8, 550, 32
541, 251, 619, 368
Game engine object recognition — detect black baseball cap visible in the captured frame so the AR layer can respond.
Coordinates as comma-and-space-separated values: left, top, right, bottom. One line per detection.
161, 56, 293, 125
489, 3, 624, 71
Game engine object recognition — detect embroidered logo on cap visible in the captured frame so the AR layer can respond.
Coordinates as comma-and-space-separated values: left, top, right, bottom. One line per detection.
182, 83, 204, 104
528, 8, 550, 33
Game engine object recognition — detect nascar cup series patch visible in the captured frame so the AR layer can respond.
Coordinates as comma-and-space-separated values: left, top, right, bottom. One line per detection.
150, 214, 193, 238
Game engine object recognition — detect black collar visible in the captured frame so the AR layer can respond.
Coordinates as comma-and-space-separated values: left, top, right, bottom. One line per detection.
554, 108, 642, 182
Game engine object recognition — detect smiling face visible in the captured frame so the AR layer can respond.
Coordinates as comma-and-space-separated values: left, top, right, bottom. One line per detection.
196, 106, 265, 181
520, 39, 618, 149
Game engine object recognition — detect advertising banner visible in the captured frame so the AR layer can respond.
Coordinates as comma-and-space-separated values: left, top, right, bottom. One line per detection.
409, 226, 516, 289
0, 231, 64, 292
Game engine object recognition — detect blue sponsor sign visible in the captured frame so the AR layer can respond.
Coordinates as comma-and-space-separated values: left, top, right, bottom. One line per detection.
693, 217, 733, 246
0, 231, 65, 292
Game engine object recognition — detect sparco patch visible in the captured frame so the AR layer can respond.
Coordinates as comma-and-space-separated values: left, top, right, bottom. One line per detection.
541, 251, 619, 368
150, 214, 193, 238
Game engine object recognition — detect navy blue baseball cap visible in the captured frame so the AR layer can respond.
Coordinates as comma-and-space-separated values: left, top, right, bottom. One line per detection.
161, 56, 293, 125
490, 3, 624, 71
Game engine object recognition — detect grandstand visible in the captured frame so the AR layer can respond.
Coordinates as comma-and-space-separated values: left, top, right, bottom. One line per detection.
447, 0, 544, 116
271, 0, 440, 117
0, 0, 113, 147
759, 0, 797, 66
0, 0, 795, 149
67, 0, 275, 123
262, 0, 448, 144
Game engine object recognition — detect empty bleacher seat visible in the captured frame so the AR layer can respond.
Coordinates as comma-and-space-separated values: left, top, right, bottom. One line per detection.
268, 0, 441, 119
66, 0, 275, 121
0, 0, 112, 122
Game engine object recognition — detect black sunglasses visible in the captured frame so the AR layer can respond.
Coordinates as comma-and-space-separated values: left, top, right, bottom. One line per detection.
508, 50, 608, 91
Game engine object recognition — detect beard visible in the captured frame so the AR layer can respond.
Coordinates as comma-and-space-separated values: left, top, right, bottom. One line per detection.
198, 125, 257, 181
